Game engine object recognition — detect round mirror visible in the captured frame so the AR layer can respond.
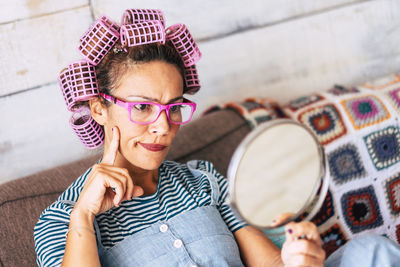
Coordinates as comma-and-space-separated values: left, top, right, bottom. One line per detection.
227, 119, 328, 229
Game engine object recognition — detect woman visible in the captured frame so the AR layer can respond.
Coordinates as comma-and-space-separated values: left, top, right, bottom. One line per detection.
33, 9, 327, 267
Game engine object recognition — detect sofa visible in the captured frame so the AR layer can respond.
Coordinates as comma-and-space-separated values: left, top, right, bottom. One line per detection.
2, 72, 400, 267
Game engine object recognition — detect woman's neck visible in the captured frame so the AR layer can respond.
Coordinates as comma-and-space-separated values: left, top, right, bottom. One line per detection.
112, 154, 159, 196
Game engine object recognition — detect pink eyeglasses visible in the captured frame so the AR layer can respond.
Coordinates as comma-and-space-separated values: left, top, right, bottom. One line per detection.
101, 93, 197, 125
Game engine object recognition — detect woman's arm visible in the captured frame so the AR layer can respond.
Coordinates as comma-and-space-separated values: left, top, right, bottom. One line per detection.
234, 225, 284, 267
62, 209, 100, 267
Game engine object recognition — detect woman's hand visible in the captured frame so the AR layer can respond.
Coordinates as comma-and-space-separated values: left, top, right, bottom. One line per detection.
74, 127, 144, 219
281, 221, 326, 267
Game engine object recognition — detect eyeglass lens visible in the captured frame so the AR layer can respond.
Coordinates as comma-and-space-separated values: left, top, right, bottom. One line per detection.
130, 103, 193, 124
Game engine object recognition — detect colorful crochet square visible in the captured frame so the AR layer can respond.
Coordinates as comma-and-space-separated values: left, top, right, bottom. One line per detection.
361, 74, 400, 90
297, 104, 347, 145
383, 172, 400, 217
225, 100, 284, 129
396, 224, 400, 243
320, 224, 347, 257
341, 95, 390, 130
328, 85, 359, 96
311, 190, 334, 226
288, 94, 325, 111
340, 185, 383, 234
364, 126, 400, 170
328, 144, 366, 185
388, 88, 400, 111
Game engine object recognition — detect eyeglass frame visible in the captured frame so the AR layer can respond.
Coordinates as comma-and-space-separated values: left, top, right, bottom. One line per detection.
100, 93, 197, 125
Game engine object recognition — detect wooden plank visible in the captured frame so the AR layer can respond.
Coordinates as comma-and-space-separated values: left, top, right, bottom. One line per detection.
92, 0, 368, 41
0, 7, 93, 97
0, 83, 101, 184
189, 0, 400, 114
0, 0, 89, 24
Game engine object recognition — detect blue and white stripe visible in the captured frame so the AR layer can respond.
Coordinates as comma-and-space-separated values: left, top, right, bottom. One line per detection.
34, 160, 247, 267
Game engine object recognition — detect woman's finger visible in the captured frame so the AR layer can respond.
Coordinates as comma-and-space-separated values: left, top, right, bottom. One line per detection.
271, 212, 294, 226
285, 221, 322, 246
282, 252, 324, 267
102, 126, 120, 165
283, 239, 326, 260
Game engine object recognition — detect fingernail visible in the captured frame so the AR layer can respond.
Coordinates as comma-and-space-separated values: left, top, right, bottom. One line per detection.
288, 228, 293, 234
112, 127, 114, 132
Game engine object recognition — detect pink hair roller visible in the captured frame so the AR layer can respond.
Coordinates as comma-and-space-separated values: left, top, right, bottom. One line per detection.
166, 23, 201, 67
120, 21, 165, 47
79, 15, 120, 66
121, 9, 165, 27
70, 107, 104, 149
184, 65, 201, 94
68, 60, 99, 101
58, 68, 76, 111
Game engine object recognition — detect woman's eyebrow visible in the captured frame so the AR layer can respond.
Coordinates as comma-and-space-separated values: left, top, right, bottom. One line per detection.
126, 95, 183, 103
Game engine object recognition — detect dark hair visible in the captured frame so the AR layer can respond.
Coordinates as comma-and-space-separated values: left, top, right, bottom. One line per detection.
95, 41, 186, 106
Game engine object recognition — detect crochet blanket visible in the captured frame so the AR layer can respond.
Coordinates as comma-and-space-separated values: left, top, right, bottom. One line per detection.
207, 73, 400, 257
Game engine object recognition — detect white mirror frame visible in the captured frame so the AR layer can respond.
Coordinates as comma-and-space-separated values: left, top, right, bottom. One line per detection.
227, 119, 330, 229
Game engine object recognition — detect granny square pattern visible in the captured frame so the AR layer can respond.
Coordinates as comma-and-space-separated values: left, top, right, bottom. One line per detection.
298, 104, 347, 145
383, 172, 400, 217
328, 85, 359, 96
388, 88, 400, 111
310, 190, 335, 226
288, 94, 325, 111
341, 95, 390, 130
341, 185, 383, 234
396, 224, 400, 242
364, 126, 400, 170
328, 144, 366, 185
217, 72, 400, 256
320, 224, 347, 258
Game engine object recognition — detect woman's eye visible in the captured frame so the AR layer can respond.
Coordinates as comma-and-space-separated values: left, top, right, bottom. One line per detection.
170, 105, 182, 112
133, 104, 150, 111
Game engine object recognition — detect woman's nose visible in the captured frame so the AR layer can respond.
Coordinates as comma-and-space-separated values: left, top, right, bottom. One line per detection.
149, 110, 170, 135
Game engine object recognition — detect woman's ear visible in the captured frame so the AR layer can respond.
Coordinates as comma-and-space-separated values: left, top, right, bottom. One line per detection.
89, 98, 108, 126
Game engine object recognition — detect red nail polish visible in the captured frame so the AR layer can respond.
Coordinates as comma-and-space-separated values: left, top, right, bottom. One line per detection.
288, 229, 293, 234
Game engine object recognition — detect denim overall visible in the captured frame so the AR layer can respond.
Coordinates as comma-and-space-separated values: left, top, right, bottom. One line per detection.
62, 163, 245, 267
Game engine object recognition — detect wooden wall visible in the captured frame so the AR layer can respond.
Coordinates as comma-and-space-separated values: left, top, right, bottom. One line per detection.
1, 0, 399, 183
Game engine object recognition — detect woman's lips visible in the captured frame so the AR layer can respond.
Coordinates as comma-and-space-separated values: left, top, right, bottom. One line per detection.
139, 143, 167, 152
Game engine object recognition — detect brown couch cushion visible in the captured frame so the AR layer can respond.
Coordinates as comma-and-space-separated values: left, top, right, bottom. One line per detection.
0, 109, 249, 267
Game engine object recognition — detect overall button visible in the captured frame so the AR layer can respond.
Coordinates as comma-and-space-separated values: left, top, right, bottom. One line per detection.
173, 239, 183, 248
159, 224, 168, 233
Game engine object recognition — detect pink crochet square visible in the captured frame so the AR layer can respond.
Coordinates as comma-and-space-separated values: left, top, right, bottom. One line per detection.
122, 8, 165, 27
166, 23, 201, 67
79, 15, 120, 65
70, 107, 104, 149
120, 21, 165, 47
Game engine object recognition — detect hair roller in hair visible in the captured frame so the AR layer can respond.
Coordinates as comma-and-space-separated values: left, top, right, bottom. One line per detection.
166, 23, 201, 67
79, 15, 120, 66
184, 65, 201, 94
121, 9, 165, 27
68, 60, 99, 101
120, 21, 165, 47
70, 107, 104, 149
58, 68, 77, 111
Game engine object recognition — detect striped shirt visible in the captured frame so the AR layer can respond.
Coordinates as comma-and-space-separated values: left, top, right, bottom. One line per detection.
34, 160, 247, 267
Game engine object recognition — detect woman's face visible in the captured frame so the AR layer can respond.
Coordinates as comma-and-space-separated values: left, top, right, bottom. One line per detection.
105, 60, 184, 171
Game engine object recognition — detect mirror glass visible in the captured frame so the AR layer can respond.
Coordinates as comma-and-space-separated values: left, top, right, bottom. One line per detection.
228, 119, 327, 229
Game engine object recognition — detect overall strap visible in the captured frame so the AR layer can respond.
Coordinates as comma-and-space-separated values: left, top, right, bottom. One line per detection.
187, 160, 220, 206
